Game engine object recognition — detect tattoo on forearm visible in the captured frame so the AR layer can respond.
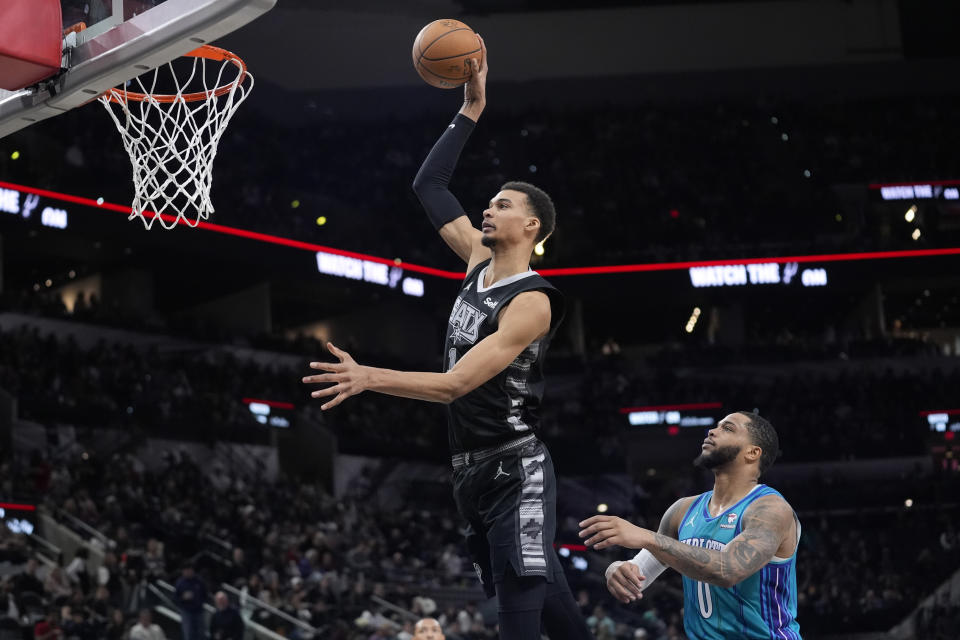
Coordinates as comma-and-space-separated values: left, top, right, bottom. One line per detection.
649, 498, 791, 587
651, 533, 720, 584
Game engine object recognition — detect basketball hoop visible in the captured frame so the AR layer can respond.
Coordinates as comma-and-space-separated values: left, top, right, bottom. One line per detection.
99, 45, 253, 230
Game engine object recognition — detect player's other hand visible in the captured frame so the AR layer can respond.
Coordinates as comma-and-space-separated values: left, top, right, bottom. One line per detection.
302, 342, 368, 410
604, 561, 646, 604
461, 34, 487, 118
579, 515, 649, 550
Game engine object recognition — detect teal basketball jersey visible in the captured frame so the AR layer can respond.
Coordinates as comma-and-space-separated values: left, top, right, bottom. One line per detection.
678, 485, 802, 640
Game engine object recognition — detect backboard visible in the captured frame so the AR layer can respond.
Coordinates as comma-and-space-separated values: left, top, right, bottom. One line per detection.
0, 0, 275, 139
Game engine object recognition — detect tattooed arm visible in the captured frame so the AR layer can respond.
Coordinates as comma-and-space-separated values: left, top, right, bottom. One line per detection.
581, 495, 795, 588
603, 497, 694, 603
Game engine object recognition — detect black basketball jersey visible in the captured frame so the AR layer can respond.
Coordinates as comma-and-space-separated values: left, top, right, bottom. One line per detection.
443, 258, 565, 454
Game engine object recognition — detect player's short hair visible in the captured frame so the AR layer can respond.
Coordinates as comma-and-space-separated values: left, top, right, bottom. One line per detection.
737, 411, 780, 476
501, 181, 556, 243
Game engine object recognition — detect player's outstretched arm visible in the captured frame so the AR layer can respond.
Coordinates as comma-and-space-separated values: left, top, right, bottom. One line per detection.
302, 290, 550, 410
580, 495, 794, 588
412, 36, 489, 270
603, 497, 694, 603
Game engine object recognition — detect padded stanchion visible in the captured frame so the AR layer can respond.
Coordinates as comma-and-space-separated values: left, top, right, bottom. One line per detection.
0, 0, 63, 89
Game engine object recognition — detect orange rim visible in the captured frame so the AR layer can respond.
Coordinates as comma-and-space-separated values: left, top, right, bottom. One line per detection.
63, 22, 87, 37
104, 44, 248, 104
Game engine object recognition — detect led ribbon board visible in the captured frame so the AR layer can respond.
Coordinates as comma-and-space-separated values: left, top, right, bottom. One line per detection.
620, 403, 723, 430
315, 251, 424, 297
2, 181, 960, 283
242, 397, 293, 428
922, 409, 960, 434
870, 180, 960, 201
0, 185, 69, 228
689, 262, 827, 288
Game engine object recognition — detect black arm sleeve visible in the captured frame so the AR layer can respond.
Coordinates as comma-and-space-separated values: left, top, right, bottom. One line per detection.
412, 113, 476, 230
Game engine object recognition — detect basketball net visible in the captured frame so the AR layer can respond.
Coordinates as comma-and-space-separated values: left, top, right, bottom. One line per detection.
99, 46, 253, 230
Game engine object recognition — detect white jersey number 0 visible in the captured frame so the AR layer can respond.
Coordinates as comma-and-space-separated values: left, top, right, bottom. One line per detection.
697, 581, 714, 618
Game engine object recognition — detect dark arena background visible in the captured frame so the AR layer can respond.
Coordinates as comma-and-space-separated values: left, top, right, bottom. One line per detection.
1, 1, 960, 639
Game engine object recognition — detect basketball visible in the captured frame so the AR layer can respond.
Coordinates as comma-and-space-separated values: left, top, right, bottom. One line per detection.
412, 19, 481, 89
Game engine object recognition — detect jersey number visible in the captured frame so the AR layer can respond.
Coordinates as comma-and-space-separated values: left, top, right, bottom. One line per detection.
696, 581, 713, 618
447, 347, 458, 372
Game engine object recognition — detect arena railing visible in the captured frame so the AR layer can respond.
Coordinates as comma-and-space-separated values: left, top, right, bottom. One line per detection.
156, 580, 297, 640
368, 595, 412, 627
220, 582, 320, 638
203, 532, 233, 553
55, 508, 116, 550
27, 532, 63, 566
890, 566, 960, 639
37, 508, 106, 575
149, 581, 182, 612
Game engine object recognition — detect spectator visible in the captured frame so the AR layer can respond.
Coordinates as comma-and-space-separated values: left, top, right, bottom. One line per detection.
143, 539, 165, 579
396, 620, 415, 640
44, 567, 73, 600
209, 591, 243, 640
226, 548, 248, 585
368, 622, 395, 640
89, 586, 111, 619
33, 607, 62, 640
61, 605, 96, 640
64, 548, 90, 593
586, 605, 616, 640
456, 603, 476, 635
97, 553, 124, 607
0, 578, 18, 619
105, 608, 127, 640
15, 558, 44, 597
439, 545, 462, 580
0, 528, 28, 565
129, 609, 166, 640
174, 563, 206, 640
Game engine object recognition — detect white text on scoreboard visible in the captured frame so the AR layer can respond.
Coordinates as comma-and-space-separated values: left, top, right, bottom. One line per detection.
315, 251, 424, 297
689, 262, 827, 288
247, 401, 291, 428
878, 183, 960, 201
628, 411, 716, 428
927, 413, 960, 433
0, 187, 68, 228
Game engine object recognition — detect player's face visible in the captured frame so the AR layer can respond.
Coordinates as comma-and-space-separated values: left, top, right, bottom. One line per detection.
413, 619, 445, 640
481, 190, 539, 248
694, 413, 752, 469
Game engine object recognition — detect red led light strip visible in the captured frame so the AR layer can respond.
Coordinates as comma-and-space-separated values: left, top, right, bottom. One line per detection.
919, 409, 960, 416
0, 502, 36, 511
4, 180, 960, 281
619, 402, 723, 414
538, 247, 960, 277
0, 181, 463, 279
242, 398, 295, 410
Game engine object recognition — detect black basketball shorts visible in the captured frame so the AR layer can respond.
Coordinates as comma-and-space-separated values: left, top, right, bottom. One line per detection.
451, 435, 563, 598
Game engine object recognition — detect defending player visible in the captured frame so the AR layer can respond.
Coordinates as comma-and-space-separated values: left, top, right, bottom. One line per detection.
578, 412, 802, 640
302, 38, 591, 640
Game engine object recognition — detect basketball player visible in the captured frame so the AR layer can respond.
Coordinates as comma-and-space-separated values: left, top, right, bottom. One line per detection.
578, 412, 802, 639
413, 618, 444, 640
302, 38, 591, 640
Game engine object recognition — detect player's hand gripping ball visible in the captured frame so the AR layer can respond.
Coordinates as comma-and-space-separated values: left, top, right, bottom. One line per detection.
412, 19, 481, 88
